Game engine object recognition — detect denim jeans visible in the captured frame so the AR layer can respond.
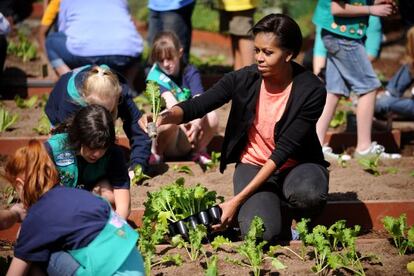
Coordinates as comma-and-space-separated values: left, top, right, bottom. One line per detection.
47, 251, 80, 276
375, 94, 414, 119
233, 163, 329, 242
147, 2, 195, 63
322, 30, 381, 96
46, 32, 139, 72
386, 64, 413, 97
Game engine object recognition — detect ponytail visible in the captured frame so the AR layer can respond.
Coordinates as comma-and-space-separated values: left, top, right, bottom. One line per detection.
4, 140, 59, 207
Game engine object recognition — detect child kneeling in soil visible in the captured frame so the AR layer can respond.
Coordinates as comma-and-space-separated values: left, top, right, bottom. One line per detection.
46, 104, 131, 219
146, 31, 219, 165
3, 139, 144, 276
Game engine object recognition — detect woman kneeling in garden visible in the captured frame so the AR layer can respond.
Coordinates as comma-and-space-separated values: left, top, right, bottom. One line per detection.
46, 104, 131, 219
141, 14, 329, 242
4, 140, 144, 276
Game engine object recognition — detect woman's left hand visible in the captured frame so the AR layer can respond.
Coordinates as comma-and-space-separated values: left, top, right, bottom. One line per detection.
211, 197, 240, 231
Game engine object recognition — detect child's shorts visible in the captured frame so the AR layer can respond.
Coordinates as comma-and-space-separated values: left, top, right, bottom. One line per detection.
219, 8, 255, 37
322, 30, 381, 97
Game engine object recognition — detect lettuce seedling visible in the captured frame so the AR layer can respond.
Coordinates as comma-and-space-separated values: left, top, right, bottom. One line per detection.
358, 154, 381, 176
33, 111, 51, 135
382, 214, 414, 255
211, 235, 233, 251
204, 255, 218, 276
171, 224, 207, 261
206, 151, 221, 171
14, 95, 38, 109
130, 164, 151, 185
144, 81, 163, 138
0, 107, 18, 132
173, 164, 194, 175
225, 216, 286, 276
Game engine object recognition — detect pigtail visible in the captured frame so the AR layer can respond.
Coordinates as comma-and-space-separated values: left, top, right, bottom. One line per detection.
4, 140, 59, 208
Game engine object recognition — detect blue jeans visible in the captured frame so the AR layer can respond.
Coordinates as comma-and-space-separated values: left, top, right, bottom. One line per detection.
322, 30, 381, 96
375, 94, 414, 119
233, 163, 329, 242
386, 64, 413, 97
47, 251, 80, 276
46, 32, 139, 72
147, 2, 195, 63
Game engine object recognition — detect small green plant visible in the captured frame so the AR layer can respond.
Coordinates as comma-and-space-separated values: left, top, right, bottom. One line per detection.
14, 95, 38, 108
7, 31, 37, 62
225, 216, 286, 276
2, 186, 18, 207
133, 95, 150, 111
0, 107, 18, 132
144, 81, 163, 138
33, 111, 51, 135
382, 214, 414, 255
138, 216, 183, 276
385, 167, 399, 174
171, 224, 207, 261
130, 164, 151, 185
329, 110, 347, 128
206, 151, 221, 170
173, 164, 194, 175
211, 235, 233, 251
204, 254, 218, 276
358, 154, 381, 176
407, 261, 414, 274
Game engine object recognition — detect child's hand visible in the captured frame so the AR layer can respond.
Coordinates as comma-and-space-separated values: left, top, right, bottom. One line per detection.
138, 114, 153, 133
10, 203, 27, 222
369, 3, 395, 17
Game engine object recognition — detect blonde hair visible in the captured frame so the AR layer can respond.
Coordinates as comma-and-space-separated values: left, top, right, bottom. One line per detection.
150, 31, 182, 64
4, 140, 59, 208
81, 65, 122, 119
406, 27, 414, 63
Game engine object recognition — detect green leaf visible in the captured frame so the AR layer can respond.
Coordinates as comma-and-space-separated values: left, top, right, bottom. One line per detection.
211, 235, 233, 250
204, 255, 218, 276
329, 110, 347, 128
33, 111, 51, 135
144, 81, 162, 121
407, 261, 414, 273
15, 95, 38, 108
0, 107, 18, 132
131, 164, 151, 185
270, 257, 287, 270
173, 164, 194, 175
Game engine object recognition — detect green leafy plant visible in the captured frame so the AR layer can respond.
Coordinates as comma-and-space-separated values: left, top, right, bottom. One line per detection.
382, 214, 414, 255
408, 261, 414, 274
7, 31, 37, 62
329, 110, 348, 128
133, 95, 150, 111
204, 254, 218, 276
138, 216, 183, 276
144, 81, 163, 138
130, 164, 151, 185
2, 186, 18, 207
297, 219, 378, 276
225, 216, 286, 276
206, 151, 221, 170
171, 224, 207, 261
173, 164, 194, 175
0, 107, 18, 132
211, 235, 233, 251
14, 95, 38, 109
33, 111, 51, 135
358, 154, 381, 176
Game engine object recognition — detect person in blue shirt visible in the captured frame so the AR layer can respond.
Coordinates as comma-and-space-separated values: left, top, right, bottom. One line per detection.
146, 31, 218, 165
45, 104, 131, 219
4, 139, 144, 276
45, 64, 151, 182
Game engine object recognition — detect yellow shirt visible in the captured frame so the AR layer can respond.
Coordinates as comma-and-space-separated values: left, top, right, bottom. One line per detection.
217, 0, 258, 11
41, 0, 60, 26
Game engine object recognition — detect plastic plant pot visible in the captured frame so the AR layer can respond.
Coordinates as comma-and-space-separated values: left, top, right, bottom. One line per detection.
208, 205, 222, 224
168, 222, 177, 236
147, 122, 157, 139
186, 215, 199, 229
198, 210, 210, 226
175, 220, 189, 239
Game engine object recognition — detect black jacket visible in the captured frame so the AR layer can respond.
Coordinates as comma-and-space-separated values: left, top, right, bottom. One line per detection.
178, 62, 330, 173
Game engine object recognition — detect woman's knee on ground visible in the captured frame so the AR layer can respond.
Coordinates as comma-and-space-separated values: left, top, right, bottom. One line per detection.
283, 163, 329, 209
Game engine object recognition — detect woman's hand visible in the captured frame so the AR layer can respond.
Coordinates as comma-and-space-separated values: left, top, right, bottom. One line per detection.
184, 119, 203, 146
211, 197, 241, 231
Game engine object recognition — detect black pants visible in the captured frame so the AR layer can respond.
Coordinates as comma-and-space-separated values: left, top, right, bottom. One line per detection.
0, 35, 6, 77
233, 162, 329, 242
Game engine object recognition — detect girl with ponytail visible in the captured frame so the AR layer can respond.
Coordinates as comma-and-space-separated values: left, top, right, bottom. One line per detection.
4, 140, 144, 276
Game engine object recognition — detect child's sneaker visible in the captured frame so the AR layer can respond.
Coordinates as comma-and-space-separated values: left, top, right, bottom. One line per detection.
192, 152, 212, 165
354, 141, 401, 160
322, 146, 351, 161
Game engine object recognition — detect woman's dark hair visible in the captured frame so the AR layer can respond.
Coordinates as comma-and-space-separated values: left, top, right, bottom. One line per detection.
252, 13, 302, 59
54, 105, 115, 150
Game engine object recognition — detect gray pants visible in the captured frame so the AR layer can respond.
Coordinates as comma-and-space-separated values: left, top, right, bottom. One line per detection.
233, 162, 329, 242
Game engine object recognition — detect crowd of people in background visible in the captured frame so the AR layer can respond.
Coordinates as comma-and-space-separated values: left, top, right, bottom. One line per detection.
0, 0, 413, 274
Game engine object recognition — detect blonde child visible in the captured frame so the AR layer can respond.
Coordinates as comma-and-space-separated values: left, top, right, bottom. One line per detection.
4, 140, 144, 276
146, 31, 218, 164
45, 64, 151, 181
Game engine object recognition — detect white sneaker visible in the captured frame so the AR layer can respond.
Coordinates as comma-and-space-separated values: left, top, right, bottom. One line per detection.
322, 146, 351, 161
354, 142, 401, 160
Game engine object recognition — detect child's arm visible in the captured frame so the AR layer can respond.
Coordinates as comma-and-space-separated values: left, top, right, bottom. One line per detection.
0, 203, 27, 230
331, 0, 395, 17
113, 189, 131, 220
6, 257, 29, 276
